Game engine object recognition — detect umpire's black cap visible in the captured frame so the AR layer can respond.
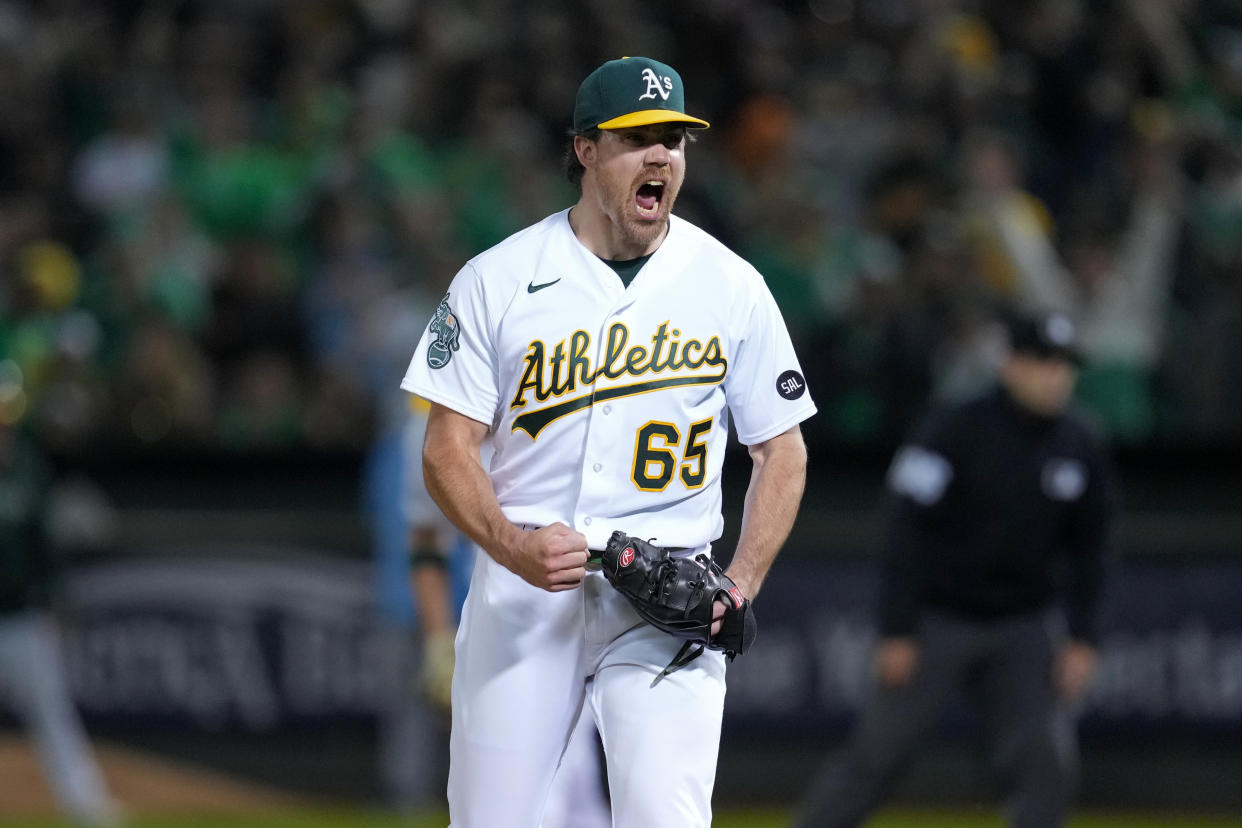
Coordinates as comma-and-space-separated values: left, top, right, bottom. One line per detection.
1005, 309, 1084, 365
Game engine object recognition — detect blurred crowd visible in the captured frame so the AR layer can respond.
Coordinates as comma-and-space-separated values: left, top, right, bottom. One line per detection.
2, 0, 1242, 460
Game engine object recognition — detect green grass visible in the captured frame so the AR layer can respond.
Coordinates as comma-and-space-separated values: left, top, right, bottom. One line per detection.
861, 810, 1242, 828
2, 808, 1241, 827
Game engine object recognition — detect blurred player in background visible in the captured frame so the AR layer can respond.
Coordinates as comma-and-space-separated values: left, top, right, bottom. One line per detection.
795, 310, 1118, 828
390, 397, 610, 826
0, 416, 123, 827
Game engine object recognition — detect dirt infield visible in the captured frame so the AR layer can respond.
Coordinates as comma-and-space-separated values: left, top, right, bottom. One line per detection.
0, 734, 315, 818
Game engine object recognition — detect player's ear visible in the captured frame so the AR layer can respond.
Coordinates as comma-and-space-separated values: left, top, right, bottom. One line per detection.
574, 134, 597, 168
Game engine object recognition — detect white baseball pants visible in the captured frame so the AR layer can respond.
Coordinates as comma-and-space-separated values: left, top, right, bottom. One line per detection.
446, 552, 727, 828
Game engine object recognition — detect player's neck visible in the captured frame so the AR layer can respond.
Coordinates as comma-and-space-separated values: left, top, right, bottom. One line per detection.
568, 203, 668, 261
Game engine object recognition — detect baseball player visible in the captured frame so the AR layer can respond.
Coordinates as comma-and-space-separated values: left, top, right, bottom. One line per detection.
401, 56, 816, 827
0, 419, 123, 828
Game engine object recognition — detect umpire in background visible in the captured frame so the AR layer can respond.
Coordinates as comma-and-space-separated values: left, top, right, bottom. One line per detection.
795, 309, 1119, 828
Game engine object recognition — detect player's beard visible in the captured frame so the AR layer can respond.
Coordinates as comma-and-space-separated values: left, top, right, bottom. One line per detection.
598, 166, 682, 253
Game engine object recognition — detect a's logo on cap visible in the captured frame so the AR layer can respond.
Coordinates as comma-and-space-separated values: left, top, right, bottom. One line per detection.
619, 546, 635, 567
639, 67, 672, 101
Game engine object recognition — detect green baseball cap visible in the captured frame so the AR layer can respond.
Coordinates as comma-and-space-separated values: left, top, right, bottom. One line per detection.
573, 56, 710, 133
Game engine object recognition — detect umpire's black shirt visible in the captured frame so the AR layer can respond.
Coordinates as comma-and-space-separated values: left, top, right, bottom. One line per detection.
877, 385, 1118, 644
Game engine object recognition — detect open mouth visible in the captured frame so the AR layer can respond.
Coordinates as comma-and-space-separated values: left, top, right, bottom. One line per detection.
635, 180, 665, 219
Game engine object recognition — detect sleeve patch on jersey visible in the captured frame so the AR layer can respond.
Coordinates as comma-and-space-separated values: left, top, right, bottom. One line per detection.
1042, 458, 1087, 501
888, 445, 953, 505
776, 369, 807, 400
426, 294, 462, 369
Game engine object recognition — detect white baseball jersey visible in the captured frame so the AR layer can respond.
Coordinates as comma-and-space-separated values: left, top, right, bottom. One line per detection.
401, 208, 816, 552
401, 207, 814, 828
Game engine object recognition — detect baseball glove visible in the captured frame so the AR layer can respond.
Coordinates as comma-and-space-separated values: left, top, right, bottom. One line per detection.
599, 531, 757, 662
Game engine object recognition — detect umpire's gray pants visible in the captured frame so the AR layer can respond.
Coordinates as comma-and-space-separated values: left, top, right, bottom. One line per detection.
795, 608, 1079, 828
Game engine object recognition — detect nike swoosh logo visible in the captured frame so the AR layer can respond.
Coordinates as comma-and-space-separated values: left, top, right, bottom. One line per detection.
527, 278, 561, 293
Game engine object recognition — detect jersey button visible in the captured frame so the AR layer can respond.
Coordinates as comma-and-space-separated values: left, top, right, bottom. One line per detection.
592, 463, 602, 472
583, 516, 592, 526
602, 405, 612, 415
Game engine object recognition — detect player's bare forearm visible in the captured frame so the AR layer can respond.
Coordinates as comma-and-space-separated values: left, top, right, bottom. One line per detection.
726, 425, 807, 601
409, 525, 454, 635
422, 402, 588, 590
411, 564, 453, 636
421, 403, 519, 552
